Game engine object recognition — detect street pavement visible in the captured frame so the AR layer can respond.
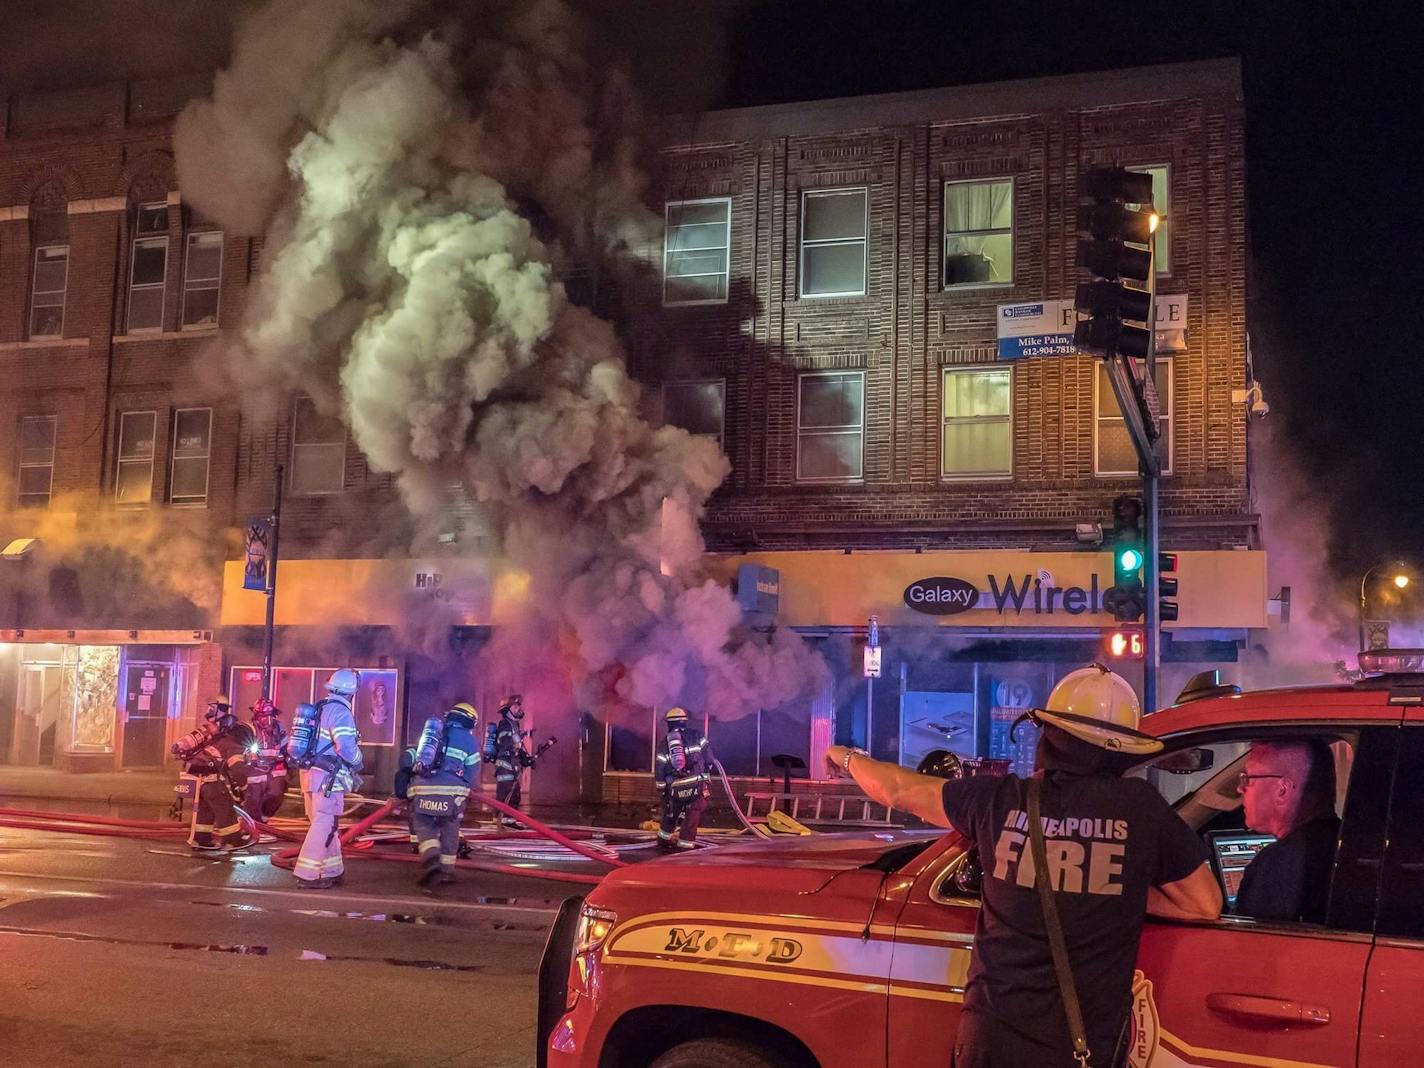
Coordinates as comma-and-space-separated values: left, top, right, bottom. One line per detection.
0, 816, 583, 1067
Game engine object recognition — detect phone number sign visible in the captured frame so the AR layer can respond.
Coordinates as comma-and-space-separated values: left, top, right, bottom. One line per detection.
996, 299, 1076, 360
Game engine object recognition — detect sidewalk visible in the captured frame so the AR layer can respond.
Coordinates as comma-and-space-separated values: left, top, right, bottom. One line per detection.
0, 766, 176, 808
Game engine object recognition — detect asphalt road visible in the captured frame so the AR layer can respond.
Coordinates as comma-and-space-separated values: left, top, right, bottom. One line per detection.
0, 820, 583, 1068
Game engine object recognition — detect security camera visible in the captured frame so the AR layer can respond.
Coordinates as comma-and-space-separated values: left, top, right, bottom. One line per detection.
1249, 395, 1270, 419
1233, 382, 1270, 419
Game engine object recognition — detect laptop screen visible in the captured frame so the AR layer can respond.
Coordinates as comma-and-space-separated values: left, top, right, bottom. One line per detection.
1209, 831, 1276, 907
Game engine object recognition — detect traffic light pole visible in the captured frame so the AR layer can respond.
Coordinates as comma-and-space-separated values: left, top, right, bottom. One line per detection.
1143, 468, 1160, 712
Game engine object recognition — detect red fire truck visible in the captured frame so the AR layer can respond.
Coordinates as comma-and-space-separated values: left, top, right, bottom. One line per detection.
538, 654, 1424, 1067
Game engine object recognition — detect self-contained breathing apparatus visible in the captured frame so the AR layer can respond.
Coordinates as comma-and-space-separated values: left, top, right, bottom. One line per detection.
286, 698, 362, 797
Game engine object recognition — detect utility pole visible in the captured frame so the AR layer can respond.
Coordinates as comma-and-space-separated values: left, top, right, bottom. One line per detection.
261, 464, 284, 701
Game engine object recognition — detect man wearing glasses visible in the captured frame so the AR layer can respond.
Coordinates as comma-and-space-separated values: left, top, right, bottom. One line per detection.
1234, 739, 1341, 923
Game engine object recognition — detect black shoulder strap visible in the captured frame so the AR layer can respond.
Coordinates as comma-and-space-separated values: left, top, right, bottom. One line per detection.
1027, 776, 1092, 1067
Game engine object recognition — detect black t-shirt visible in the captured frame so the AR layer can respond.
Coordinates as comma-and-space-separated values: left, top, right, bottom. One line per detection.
942, 772, 1206, 1059
1234, 813, 1340, 924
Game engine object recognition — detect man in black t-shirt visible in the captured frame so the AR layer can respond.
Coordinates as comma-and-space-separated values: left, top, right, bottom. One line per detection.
1235, 739, 1340, 923
829, 665, 1220, 1068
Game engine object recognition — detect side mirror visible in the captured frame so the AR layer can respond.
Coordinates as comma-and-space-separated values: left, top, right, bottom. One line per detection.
952, 850, 983, 897
1153, 747, 1215, 775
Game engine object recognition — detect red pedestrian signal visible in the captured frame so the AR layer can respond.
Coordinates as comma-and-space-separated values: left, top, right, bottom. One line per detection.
1105, 627, 1145, 660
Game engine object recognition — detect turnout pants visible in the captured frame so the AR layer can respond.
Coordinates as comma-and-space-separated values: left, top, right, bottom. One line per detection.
243, 769, 289, 821
659, 790, 707, 849
190, 777, 244, 848
294, 769, 346, 883
409, 785, 470, 882
951, 1010, 1128, 1068
495, 772, 522, 811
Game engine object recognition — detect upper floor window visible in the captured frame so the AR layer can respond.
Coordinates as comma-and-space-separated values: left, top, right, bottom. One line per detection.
663, 380, 725, 447
663, 199, 730, 305
1095, 358, 1173, 477
128, 202, 169, 332
797, 371, 864, 481
800, 189, 867, 298
182, 231, 223, 328
170, 408, 212, 506
944, 179, 1013, 286
290, 397, 346, 495
29, 245, 68, 338
17, 415, 56, 508
942, 367, 1012, 478
1130, 166, 1170, 275
115, 411, 157, 505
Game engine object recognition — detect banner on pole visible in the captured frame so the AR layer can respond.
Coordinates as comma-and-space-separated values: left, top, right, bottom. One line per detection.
243, 517, 272, 591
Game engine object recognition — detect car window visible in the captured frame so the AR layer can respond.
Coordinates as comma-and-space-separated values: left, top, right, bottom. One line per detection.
1375, 726, 1424, 939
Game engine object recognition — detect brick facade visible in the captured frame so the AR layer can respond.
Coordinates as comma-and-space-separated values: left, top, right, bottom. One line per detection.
640, 60, 1251, 553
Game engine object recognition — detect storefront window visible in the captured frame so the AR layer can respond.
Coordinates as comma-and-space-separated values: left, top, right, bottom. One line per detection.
607, 709, 654, 773
707, 710, 758, 777
230, 664, 399, 747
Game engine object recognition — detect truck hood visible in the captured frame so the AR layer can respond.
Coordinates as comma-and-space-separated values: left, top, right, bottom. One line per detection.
600, 829, 949, 896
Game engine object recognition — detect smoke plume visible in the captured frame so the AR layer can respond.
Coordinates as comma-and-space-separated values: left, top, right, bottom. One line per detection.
175, 0, 828, 727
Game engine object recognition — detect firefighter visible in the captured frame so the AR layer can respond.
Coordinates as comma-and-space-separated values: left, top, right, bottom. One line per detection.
173, 695, 251, 853
489, 694, 530, 823
409, 702, 481, 888
242, 697, 289, 820
656, 706, 712, 852
827, 665, 1221, 1068
394, 742, 420, 851
291, 669, 364, 889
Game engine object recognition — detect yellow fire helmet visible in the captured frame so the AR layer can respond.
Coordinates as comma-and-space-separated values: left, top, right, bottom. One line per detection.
1028, 664, 1163, 755
665, 706, 690, 723
447, 702, 478, 725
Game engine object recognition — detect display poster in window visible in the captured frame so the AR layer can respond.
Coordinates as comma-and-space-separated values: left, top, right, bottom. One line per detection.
354, 669, 398, 747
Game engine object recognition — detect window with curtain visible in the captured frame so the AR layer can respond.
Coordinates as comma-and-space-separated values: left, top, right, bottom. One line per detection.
127, 202, 168, 332
800, 189, 867, 297
944, 179, 1013, 286
170, 408, 212, 505
663, 199, 730, 304
1129, 166, 1170, 274
663, 381, 725, 446
1095, 359, 1172, 476
797, 371, 864, 481
17, 415, 56, 507
115, 411, 157, 505
942, 367, 1012, 477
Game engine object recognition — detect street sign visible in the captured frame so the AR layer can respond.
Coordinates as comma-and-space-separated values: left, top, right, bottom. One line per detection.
243, 516, 271, 591
863, 646, 882, 678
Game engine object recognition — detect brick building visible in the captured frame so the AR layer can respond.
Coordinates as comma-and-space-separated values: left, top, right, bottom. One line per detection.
603, 58, 1265, 784
0, 60, 1265, 797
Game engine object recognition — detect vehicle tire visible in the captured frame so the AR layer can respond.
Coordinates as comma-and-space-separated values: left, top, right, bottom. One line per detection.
649, 1036, 799, 1068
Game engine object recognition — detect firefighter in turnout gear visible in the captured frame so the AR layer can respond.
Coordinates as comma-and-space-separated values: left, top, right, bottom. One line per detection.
410, 702, 481, 888
173, 696, 251, 852
656, 707, 712, 852
289, 669, 364, 889
242, 698, 289, 820
490, 694, 530, 822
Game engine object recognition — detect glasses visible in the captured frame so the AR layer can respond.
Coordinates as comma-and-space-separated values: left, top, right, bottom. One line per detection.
1237, 772, 1285, 792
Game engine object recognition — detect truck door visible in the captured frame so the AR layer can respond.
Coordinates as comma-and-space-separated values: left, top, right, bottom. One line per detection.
1358, 722, 1424, 1065
1133, 725, 1394, 1068
885, 840, 977, 1067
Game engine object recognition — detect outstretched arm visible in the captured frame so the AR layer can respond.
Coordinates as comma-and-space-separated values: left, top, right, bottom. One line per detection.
1148, 863, 1222, 921
825, 745, 951, 827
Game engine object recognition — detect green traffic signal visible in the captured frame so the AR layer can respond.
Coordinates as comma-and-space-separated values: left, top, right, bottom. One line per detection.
1117, 546, 1144, 572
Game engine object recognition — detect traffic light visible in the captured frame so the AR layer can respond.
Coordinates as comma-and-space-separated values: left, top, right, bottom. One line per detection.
1074, 166, 1156, 358
1158, 551, 1179, 623
1109, 494, 1145, 622
1104, 626, 1145, 660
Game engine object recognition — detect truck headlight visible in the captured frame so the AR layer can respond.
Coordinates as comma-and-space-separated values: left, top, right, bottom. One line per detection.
574, 904, 617, 955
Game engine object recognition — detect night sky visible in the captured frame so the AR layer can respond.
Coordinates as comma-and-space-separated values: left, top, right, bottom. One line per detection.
4, 0, 1420, 583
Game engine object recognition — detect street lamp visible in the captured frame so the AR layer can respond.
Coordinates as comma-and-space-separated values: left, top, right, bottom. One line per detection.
1359, 560, 1413, 651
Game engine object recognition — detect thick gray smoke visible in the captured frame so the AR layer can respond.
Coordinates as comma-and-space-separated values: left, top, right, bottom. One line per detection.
175, 0, 828, 723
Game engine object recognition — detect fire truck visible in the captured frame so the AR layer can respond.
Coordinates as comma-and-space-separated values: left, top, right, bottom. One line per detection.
537, 653, 1424, 1067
